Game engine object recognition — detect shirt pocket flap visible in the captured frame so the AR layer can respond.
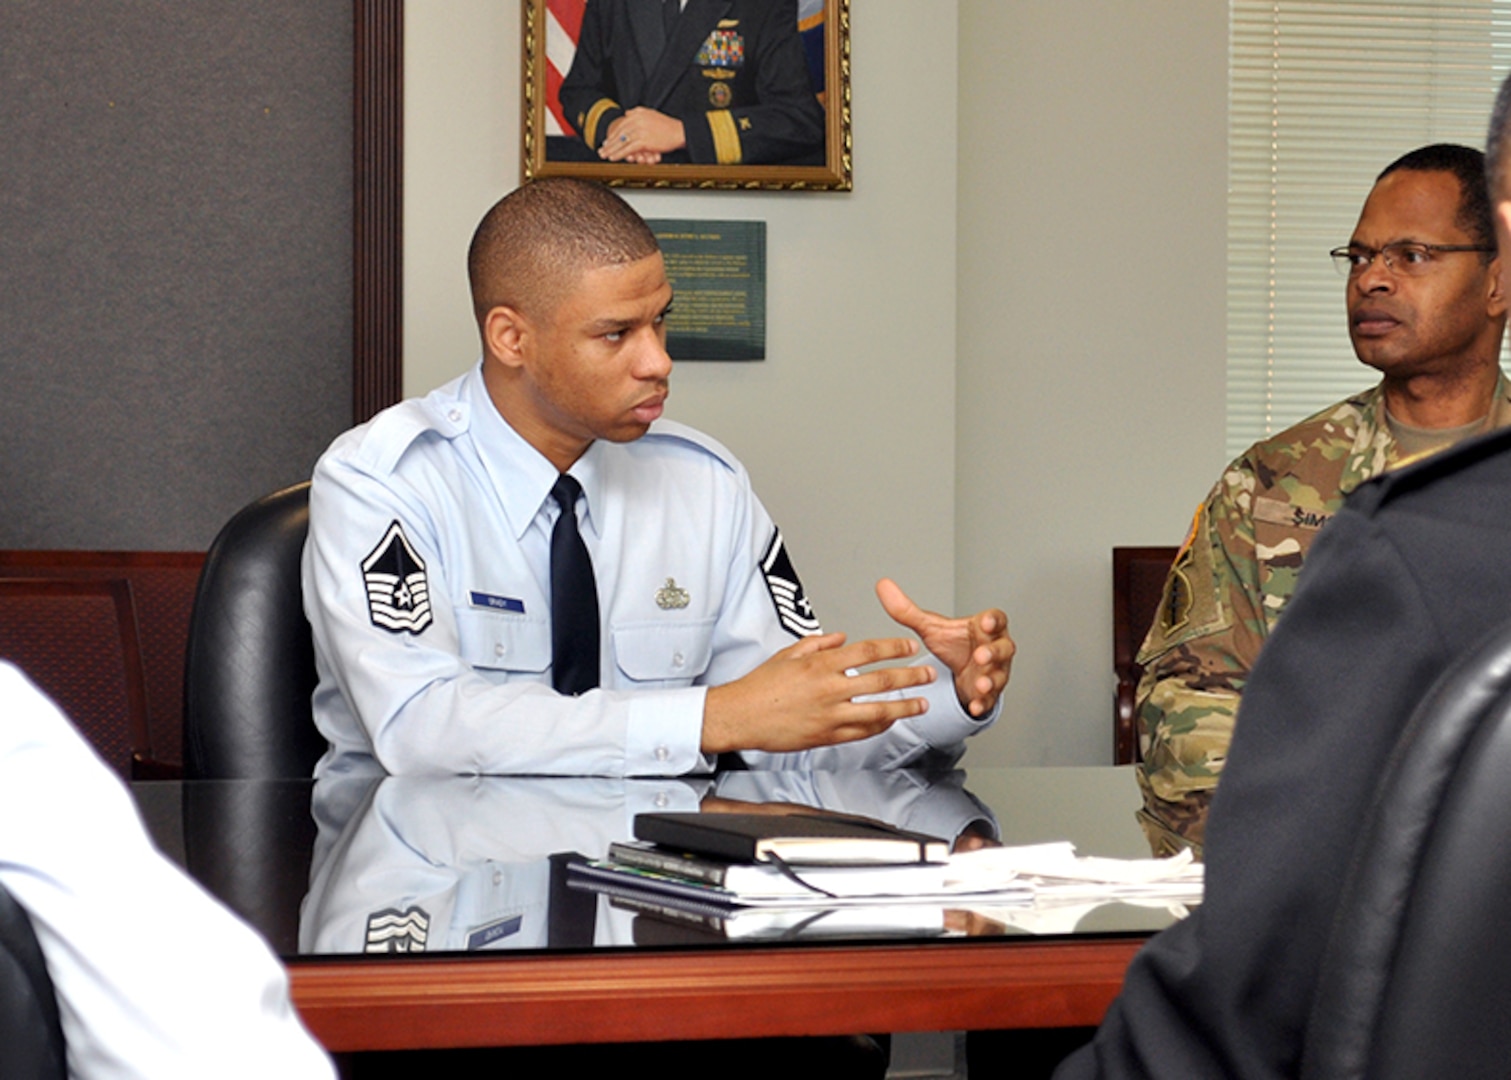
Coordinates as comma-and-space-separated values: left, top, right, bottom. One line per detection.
612, 618, 716, 681
456, 608, 551, 674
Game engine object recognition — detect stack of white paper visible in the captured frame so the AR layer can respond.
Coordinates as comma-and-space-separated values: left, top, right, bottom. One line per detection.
946, 841, 1203, 902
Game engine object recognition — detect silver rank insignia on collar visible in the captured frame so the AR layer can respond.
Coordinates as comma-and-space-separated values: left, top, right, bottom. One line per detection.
655, 578, 691, 610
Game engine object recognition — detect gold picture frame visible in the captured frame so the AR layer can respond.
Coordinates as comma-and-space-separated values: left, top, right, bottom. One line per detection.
522, 0, 851, 191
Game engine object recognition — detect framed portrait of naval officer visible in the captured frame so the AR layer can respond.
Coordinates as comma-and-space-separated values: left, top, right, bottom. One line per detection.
522, 0, 852, 191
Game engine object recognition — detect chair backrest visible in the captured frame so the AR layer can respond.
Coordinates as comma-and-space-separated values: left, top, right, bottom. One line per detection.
0, 883, 67, 1080
183, 482, 323, 779
1111, 546, 1178, 764
1301, 617, 1511, 1080
0, 551, 204, 775
182, 779, 320, 957
0, 578, 153, 779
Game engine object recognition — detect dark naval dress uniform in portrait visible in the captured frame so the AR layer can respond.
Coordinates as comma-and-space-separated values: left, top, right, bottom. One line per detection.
558, 0, 825, 166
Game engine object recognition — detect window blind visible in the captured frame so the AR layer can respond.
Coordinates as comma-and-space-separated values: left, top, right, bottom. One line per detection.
1228, 0, 1511, 459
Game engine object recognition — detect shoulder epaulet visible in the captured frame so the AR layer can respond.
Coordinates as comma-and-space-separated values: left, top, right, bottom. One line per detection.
336, 393, 470, 478
638, 419, 741, 474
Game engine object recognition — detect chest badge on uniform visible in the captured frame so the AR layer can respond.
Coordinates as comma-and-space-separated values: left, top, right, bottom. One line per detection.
362, 521, 433, 635
364, 906, 429, 953
656, 578, 691, 610
708, 81, 732, 108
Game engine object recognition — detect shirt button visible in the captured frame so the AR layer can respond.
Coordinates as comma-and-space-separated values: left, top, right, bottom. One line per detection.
655, 745, 670, 762
671, 651, 685, 668
448, 408, 462, 423
655, 791, 671, 808
494, 643, 506, 658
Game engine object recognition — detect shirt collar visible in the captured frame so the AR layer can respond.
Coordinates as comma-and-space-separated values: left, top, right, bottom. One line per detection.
462, 364, 604, 540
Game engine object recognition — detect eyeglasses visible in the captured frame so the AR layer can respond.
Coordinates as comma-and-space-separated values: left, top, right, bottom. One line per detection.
1329, 241, 1493, 277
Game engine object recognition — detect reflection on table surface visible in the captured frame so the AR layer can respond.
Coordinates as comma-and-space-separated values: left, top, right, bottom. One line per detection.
132, 765, 1183, 961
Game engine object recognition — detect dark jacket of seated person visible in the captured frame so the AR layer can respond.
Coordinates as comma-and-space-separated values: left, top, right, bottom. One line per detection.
1056, 424, 1511, 1079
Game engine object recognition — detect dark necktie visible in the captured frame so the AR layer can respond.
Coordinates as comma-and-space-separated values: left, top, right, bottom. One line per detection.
550, 474, 600, 695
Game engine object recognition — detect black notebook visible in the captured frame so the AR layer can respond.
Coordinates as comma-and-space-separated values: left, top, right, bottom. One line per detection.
633, 811, 949, 865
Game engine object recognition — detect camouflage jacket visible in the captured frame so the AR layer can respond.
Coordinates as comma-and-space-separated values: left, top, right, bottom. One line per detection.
1134, 376, 1511, 856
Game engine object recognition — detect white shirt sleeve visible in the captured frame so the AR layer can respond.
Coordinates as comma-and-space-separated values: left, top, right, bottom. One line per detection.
0, 663, 334, 1080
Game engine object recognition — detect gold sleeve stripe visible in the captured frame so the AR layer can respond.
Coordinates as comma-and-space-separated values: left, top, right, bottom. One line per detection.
707, 110, 742, 165
583, 98, 619, 148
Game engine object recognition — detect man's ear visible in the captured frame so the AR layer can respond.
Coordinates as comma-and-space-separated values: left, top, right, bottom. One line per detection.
1493, 203, 1511, 316
1489, 253, 1507, 320
483, 305, 530, 369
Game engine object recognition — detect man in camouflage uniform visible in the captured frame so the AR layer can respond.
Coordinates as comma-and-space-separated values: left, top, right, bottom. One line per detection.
1137, 143, 1511, 855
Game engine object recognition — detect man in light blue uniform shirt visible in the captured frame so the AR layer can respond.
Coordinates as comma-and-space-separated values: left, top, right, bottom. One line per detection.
304, 179, 1013, 777
299, 769, 997, 955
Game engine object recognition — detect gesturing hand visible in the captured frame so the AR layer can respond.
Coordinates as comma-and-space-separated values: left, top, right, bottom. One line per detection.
875, 578, 1014, 717
702, 633, 937, 755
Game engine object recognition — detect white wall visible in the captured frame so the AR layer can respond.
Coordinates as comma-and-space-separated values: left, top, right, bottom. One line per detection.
403, 1, 518, 396
955, 2, 1229, 764
406, 1, 1232, 766
405, 1, 960, 649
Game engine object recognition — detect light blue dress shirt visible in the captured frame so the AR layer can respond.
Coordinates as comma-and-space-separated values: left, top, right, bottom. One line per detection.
304, 364, 991, 778
300, 768, 998, 954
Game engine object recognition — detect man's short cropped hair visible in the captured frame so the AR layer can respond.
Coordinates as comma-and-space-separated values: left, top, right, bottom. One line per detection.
1378, 143, 1495, 257
467, 178, 660, 326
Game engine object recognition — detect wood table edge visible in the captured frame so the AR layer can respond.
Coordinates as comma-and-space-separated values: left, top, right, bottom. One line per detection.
289, 937, 1143, 1050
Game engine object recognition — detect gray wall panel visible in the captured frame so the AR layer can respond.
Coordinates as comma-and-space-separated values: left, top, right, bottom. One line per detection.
1, 1, 352, 549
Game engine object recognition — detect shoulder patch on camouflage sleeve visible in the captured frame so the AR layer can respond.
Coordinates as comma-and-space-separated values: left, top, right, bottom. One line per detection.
1139, 505, 1227, 661
1160, 557, 1195, 636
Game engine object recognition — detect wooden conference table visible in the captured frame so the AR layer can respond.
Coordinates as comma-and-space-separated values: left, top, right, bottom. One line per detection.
132, 765, 1182, 1052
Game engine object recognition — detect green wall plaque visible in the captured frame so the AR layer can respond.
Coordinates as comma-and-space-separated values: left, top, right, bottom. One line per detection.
649, 219, 766, 362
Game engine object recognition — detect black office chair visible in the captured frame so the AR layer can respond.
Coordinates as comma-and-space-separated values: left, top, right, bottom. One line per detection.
183, 482, 324, 780
0, 883, 67, 1080
181, 484, 324, 947
1301, 617, 1511, 1080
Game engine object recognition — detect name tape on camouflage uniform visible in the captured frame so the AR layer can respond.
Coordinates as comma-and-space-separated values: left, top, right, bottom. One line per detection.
1253, 496, 1333, 530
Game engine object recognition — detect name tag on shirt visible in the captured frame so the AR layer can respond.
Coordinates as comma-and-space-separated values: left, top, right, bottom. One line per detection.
470, 591, 526, 614
467, 914, 524, 950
